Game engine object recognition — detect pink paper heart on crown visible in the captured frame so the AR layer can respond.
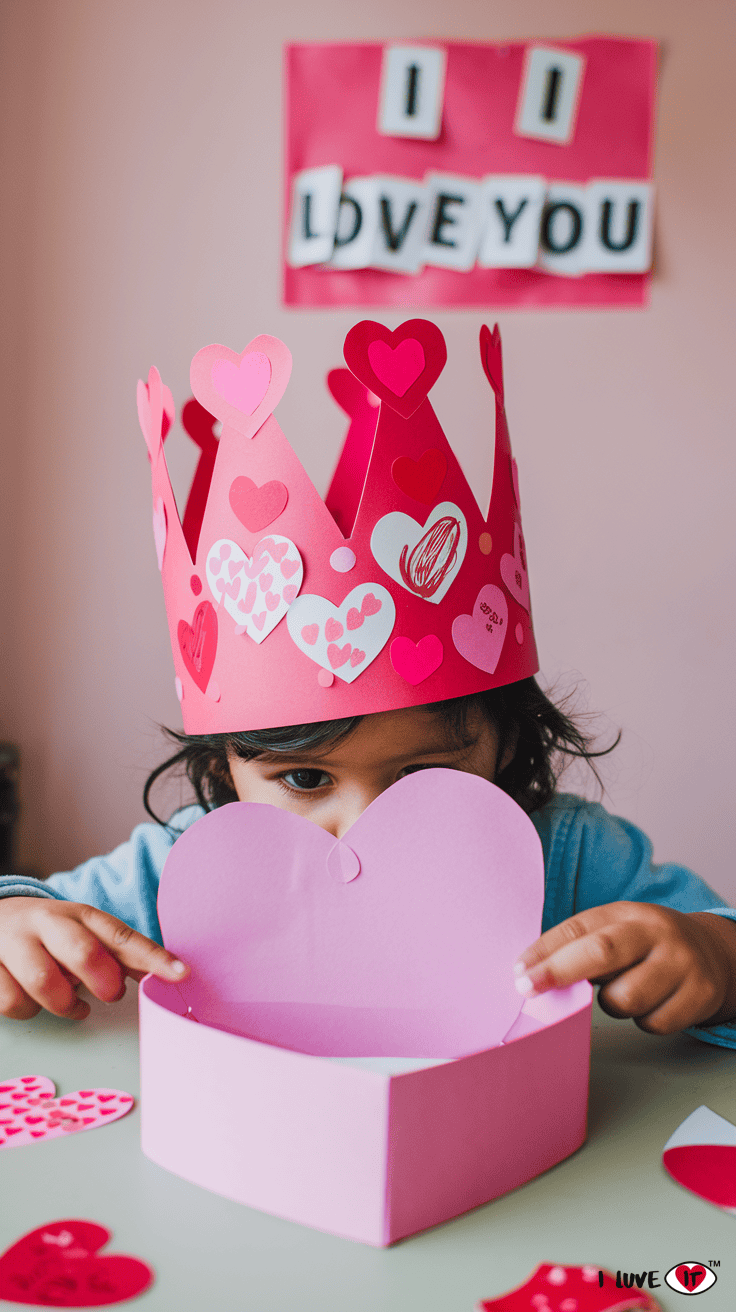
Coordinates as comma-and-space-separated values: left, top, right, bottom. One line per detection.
368, 339, 425, 397
343, 319, 447, 419
390, 634, 444, 686
452, 584, 508, 674
212, 351, 271, 415
152, 498, 167, 571
190, 336, 292, 440
500, 522, 530, 612
0, 1077, 134, 1149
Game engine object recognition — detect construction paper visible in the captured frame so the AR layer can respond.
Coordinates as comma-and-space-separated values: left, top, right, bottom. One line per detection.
422, 173, 484, 271
583, 181, 654, 273
140, 769, 591, 1243
143, 319, 539, 734
206, 535, 302, 643
371, 502, 468, 604
452, 583, 509, 673
157, 771, 541, 1056
478, 175, 546, 268
515, 46, 586, 144
662, 1106, 736, 1213
287, 164, 343, 267
284, 38, 657, 307
0, 1220, 153, 1306
477, 1264, 659, 1312
538, 184, 590, 276
500, 522, 530, 611
328, 177, 381, 270
152, 497, 166, 571
178, 399, 220, 560
0, 1077, 133, 1149
389, 633, 444, 685
378, 45, 446, 140
287, 582, 395, 683
367, 175, 429, 273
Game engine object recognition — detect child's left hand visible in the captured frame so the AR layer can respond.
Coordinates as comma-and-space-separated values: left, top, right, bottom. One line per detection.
514, 902, 736, 1033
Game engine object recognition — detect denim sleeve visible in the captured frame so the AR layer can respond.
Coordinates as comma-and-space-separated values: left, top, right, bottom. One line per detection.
533, 795, 736, 1050
0, 807, 203, 945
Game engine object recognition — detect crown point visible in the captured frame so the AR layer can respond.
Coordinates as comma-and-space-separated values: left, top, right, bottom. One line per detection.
343, 319, 446, 418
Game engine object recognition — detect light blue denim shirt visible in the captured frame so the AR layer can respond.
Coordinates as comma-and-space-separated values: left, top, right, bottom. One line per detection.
2, 794, 735, 1048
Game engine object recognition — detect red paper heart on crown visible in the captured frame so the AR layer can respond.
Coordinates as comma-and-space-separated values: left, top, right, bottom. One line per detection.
343, 319, 447, 418
0, 1220, 153, 1306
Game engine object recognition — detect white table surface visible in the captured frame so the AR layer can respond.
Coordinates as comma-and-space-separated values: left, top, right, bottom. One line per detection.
1, 987, 733, 1311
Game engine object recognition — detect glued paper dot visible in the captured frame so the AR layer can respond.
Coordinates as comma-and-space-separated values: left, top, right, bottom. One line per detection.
318, 669, 335, 688
234, 624, 247, 636
174, 677, 184, 702
326, 841, 361, 884
330, 546, 356, 573
190, 574, 202, 595
479, 532, 492, 555
206, 679, 221, 702
515, 622, 524, 644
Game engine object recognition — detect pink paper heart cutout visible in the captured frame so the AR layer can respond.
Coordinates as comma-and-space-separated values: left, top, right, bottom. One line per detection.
390, 635, 443, 686
325, 618, 344, 642
328, 642, 352, 669
350, 648, 365, 667
252, 612, 266, 630
259, 537, 288, 563
367, 339, 425, 397
346, 608, 363, 631
0, 1078, 134, 1151
229, 477, 288, 534
264, 592, 280, 611
258, 573, 273, 592
361, 592, 382, 617
280, 557, 299, 579
452, 584, 508, 674
177, 601, 218, 692
282, 585, 298, 604
301, 624, 319, 645
238, 582, 257, 613
0, 1219, 153, 1306
211, 351, 271, 415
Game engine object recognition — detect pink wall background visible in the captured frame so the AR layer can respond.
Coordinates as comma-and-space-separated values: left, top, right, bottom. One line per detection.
1, 0, 734, 900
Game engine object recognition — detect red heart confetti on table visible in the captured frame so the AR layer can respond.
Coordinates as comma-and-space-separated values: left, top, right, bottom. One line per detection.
0, 1219, 153, 1306
663, 1144, 736, 1209
476, 1263, 660, 1312
0, 1077, 134, 1149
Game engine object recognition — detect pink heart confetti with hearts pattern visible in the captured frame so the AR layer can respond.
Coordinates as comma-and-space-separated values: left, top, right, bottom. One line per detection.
0, 1078, 134, 1150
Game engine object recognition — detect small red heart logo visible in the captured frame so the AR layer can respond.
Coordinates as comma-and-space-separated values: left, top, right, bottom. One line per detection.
675, 1264, 707, 1290
392, 448, 447, 505
0, 1220, 154, 1306
178, 602, 218, 693
229, 477, 288, 534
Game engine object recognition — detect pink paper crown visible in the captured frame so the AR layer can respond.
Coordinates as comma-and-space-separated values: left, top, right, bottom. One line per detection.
138, 319, 538, 733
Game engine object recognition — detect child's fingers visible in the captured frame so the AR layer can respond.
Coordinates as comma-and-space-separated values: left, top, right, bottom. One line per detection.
514, 909, 653, 996
40, 916, 128, 1004
0, 960, 42, 1020
0, 940, 91, 1019
75, 905, 189, 982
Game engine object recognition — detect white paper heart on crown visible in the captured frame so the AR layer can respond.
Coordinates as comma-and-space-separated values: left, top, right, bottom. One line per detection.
287, 583, 395, 682
370, 501, 467, 605
206, 535, 303, 643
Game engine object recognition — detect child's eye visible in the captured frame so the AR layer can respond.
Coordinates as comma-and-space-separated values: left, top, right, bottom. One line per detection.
281, 769, 331, 792
396, 763, 434, 778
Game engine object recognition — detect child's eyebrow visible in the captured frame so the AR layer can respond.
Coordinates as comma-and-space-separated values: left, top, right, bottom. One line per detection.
251, 737, 476, 767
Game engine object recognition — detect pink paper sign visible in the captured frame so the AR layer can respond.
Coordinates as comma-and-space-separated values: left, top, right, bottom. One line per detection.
284, 38, 657, 308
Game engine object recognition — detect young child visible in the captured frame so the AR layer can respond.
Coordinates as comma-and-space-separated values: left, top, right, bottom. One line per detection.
1, 320, 734, 1047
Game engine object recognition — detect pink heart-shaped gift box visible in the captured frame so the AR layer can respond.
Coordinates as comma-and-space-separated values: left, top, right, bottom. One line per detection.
139, 771, 591, 1245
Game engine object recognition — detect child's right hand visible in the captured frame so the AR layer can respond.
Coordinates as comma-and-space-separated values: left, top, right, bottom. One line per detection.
0, 898, 188, 1020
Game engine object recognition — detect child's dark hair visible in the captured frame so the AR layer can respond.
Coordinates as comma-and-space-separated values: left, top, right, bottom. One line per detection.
143, 677, 618, 824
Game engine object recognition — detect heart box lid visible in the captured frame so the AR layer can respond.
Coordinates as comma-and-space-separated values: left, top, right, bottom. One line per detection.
158, 770, 545, 1059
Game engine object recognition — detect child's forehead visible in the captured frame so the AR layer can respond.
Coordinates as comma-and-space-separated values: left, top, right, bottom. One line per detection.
260, 704, 486, 764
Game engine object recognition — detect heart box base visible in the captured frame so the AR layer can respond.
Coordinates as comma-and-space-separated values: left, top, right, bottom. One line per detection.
139, 976, 591, 1246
